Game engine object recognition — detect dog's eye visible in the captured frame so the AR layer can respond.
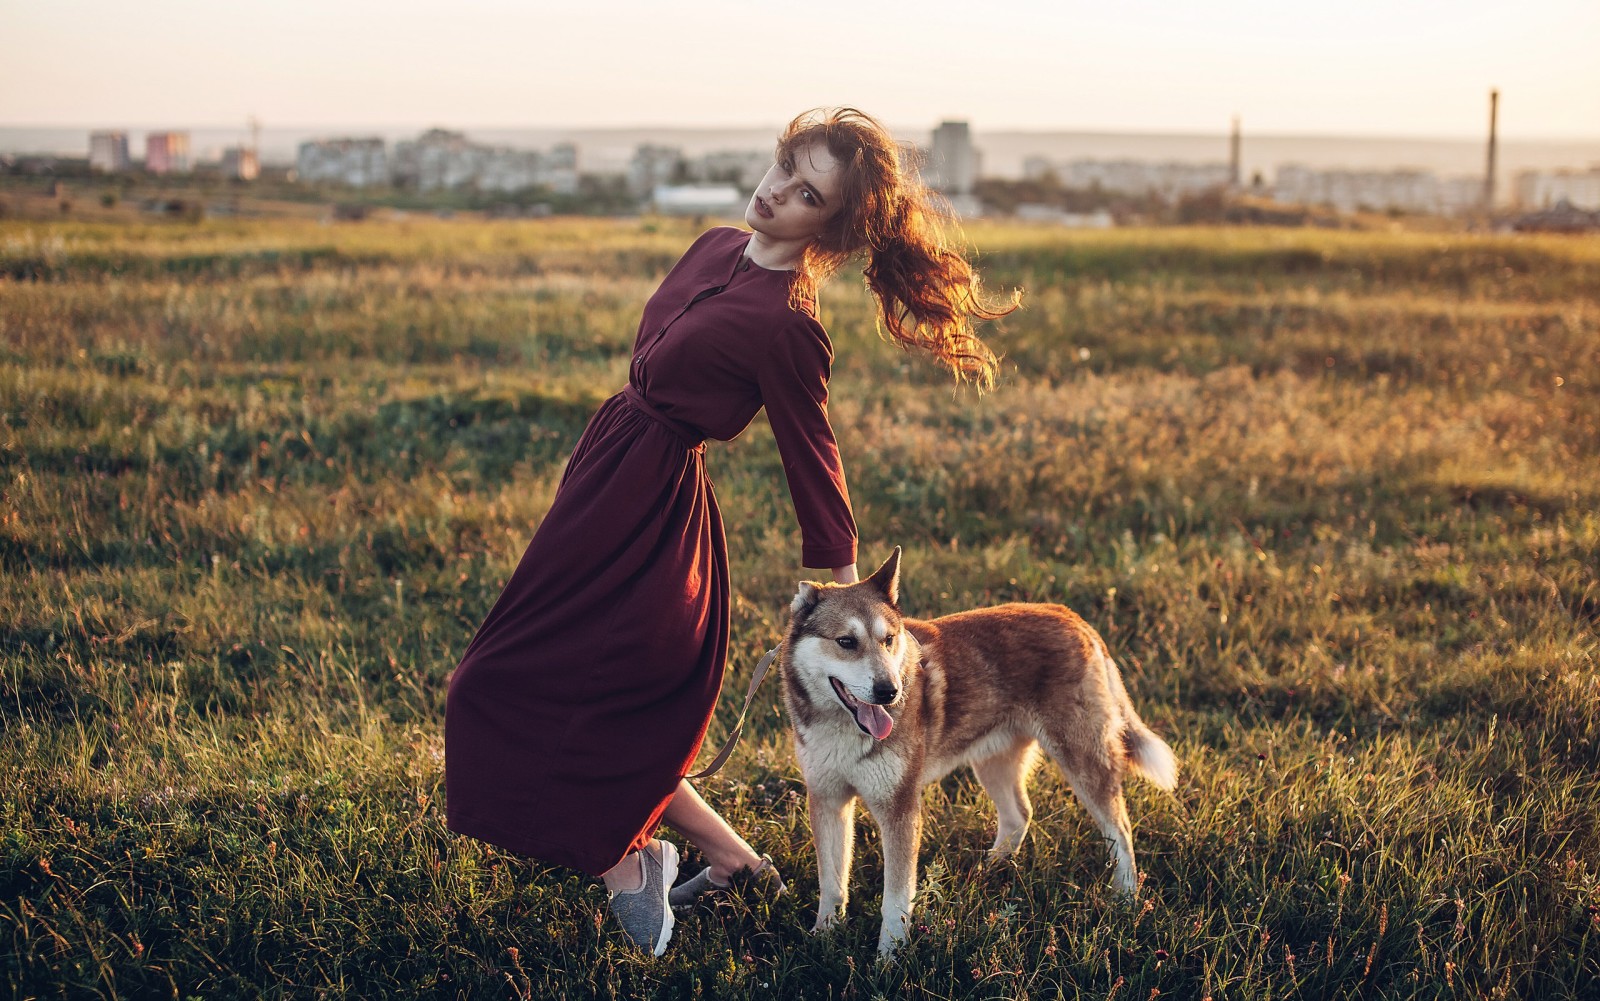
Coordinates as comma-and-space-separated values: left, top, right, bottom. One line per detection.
835, 636, 857, 650
882, 634, 895, 648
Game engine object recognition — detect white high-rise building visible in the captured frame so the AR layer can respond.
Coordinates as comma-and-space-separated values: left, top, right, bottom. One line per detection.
926, 121, 979, 196
89, 131, 130, 172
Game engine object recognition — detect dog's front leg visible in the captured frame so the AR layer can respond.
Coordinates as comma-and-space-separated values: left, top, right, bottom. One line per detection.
809, 789, 856, 932
874, 797, 923, 958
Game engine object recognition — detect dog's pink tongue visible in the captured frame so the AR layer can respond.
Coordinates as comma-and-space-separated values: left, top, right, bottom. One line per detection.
858, 704, 894, 740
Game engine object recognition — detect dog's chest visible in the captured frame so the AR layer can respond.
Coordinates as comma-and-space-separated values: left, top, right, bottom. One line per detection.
794, 722, 908, 799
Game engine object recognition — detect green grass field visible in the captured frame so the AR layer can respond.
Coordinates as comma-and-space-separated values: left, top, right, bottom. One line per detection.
3, 215, 1597, 1000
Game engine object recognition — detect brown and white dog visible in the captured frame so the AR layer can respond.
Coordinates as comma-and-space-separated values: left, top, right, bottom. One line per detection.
779, 547, 1178, 957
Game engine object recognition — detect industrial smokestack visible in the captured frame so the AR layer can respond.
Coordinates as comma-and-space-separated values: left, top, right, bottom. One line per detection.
1484, 89, 1499, 212
1230, 116, 1241, 188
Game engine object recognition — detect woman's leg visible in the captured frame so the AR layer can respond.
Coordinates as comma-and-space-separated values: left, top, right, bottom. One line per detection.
600, 850, 645, 893
663, 779, 763, 882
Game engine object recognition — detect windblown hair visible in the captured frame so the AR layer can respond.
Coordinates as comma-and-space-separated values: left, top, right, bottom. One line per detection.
777, 108, 1019, 390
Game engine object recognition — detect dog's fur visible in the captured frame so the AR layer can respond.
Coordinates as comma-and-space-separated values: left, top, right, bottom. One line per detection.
779, 548, 1178, 956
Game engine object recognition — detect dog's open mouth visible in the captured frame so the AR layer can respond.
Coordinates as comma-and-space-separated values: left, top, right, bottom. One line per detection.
828, 677, 894, 740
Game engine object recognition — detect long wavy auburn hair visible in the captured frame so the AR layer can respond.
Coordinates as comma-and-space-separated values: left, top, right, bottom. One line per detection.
776, 108, 1019, 390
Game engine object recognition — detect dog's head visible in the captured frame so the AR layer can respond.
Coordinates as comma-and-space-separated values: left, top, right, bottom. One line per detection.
785, 547, 909, 741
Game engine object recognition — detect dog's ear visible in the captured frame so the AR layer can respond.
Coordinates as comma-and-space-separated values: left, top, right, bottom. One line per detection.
791, 581, 823, 617
866, 546, 902, 606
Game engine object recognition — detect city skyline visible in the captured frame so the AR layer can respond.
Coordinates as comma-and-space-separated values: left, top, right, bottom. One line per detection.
3, 0, 1597, 141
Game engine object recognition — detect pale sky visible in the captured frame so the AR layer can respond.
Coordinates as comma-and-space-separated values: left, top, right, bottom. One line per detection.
3, 0, 1596, 138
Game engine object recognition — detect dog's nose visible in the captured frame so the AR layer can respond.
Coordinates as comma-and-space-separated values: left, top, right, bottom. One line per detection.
873, 683, 899, 704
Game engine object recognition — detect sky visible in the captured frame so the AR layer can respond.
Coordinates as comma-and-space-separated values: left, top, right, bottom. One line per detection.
3, 0, 1597, 139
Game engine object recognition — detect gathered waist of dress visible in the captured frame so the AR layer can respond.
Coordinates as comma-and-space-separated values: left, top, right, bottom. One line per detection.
621, 385, 706, 451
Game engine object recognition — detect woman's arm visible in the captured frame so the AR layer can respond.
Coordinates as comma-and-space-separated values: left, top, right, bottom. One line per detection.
832, 564, 858, 584
758, 316, 858, 572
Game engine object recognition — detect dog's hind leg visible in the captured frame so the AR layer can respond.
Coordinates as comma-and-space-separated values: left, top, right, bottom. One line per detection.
1041, 738, 1140, 895
972, 737, 1038, 859
808, 790, 857, 932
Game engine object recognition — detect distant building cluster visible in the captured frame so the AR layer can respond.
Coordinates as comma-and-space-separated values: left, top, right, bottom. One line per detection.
1023, 156, 1235, 199
46, 116, 1599, 227
296, 130, 578, 194
626, 145, 769, 197
1016, 154, 1595, 219
1514, 167, 1600, 211
1272, 165, 1483, 215
633, 120, 986, 218
86, 128, 256, 180
295, 138, 389, 188
624, 145, 770, 216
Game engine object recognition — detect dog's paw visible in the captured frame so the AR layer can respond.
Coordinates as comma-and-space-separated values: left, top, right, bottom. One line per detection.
811, 912, 843, 934
875, 932, 907, 962
985, 827, 1029, 861
875, 912, 912, 959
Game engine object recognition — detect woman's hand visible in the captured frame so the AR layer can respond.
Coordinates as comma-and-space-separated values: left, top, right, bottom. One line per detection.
831, 564, 858, 584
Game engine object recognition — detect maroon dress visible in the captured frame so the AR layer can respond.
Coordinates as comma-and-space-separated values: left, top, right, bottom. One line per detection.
445, 226, 857, 876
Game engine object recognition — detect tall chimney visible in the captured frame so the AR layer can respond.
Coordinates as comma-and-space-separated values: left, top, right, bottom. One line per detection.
1230, 115, 1241, 188
1484, 89, 1499, 212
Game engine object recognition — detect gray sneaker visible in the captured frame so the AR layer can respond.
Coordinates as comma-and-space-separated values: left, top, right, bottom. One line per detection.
607, 839, 679, 956
669, 854, 786, 910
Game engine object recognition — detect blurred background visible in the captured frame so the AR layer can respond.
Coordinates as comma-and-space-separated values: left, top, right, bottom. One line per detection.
3, 0, 1598, 225
3, 2, 1600, 225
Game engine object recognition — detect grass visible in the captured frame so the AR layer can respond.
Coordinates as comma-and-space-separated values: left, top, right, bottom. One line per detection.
2, 214, 1597, 999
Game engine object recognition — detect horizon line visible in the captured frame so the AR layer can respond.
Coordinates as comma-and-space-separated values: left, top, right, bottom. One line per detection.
6, 121, 1600, 145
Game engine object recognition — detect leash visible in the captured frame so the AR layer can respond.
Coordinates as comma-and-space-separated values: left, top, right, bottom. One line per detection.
688, 645, 781, 779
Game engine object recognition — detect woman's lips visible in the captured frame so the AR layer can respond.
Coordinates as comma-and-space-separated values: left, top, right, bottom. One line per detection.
754, 195, 773, 219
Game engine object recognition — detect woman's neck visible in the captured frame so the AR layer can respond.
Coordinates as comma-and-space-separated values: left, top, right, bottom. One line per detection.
743, 231, 807, 271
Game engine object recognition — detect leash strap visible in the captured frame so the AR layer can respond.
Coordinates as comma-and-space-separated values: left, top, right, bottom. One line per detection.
688, 645, 781, 780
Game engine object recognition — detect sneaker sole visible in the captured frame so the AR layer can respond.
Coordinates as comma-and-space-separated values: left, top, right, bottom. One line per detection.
652, 841, 680, 957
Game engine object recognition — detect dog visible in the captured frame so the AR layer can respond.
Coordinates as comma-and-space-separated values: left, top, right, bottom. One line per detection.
778, 547, 1178, 957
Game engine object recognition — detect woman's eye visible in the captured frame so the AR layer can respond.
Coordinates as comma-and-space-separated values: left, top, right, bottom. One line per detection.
836, 636, 857, 650
801, 190, 814, 204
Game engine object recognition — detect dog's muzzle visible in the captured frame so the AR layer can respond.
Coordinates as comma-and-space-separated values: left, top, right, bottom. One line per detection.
829, 677, 894, 740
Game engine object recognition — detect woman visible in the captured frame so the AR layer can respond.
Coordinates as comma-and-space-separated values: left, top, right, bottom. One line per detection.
445, 108, 1016, 955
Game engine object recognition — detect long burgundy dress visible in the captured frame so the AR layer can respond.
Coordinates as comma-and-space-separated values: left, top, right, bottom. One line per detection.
445, 226, 857, 876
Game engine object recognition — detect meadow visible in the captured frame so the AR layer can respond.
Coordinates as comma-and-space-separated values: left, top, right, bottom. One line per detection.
1, 213, 1597, 1000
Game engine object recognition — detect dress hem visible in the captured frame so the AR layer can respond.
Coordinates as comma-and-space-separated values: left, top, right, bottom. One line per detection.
447, 807, 644, 878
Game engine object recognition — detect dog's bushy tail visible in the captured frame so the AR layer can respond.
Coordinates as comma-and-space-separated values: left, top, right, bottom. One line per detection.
1124, 717, 1178, 791
1103, 648, 1179, 790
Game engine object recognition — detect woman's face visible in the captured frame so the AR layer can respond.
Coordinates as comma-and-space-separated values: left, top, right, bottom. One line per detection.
744, 140, 845, 245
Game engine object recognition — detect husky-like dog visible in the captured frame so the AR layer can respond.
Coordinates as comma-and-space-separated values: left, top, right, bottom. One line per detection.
779, 548, 1178, 957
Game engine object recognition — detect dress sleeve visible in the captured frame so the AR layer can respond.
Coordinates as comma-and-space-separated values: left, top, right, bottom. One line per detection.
757, 315, 858, 569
